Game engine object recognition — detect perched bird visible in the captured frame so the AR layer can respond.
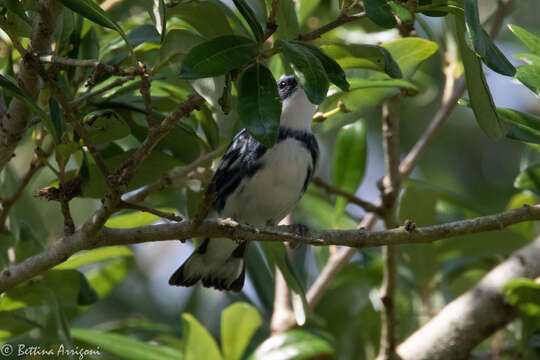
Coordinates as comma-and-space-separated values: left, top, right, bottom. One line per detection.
169, 75, 319, 291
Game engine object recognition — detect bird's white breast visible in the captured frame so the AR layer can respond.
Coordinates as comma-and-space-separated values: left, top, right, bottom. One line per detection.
221, 137, 313, 226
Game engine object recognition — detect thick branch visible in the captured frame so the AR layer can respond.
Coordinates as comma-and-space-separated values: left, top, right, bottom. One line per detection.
2, 204, 538, 293
0, 0, 62, 171
397, 235, 540, 360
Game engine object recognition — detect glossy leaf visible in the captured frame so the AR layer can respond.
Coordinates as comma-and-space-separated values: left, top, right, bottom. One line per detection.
167, 2, 233, 38
275, 0, 300, 40
463, 0, 515, 76
82, 150, 182, 198
381, 38, 438, 79
126, 24, 160, 47
497, 107, 540, 144
179, 35, 258, 79
105, 208, 178, 228
348, 77, 418, 93
182, 313, 222, 360
514, 164, 540, 195
288, 41, 350, 91
86, 257, 133, 299
322, 44, 402, 78
55, 246, 133, 269
249, 330, 334, 360
234, 0, 264, 42
332, 120, 368, 226
279, 40, 329, 104
82, 110, 131, 144
149, 0, 166, 42
388, 1, 413, 24
0, 74, 52, 138
221, 303, 262, 360
0, 270, 81, 311
515, 65, 540, 96
508, 24, 540, 57
363, 0, 396, 28
455, 17, 504, 138
72, 328, 183, 360
49, 96, 64, 144
56, 0, 128, 49
237, 63, 282, 147
159, 29, 204, 67
0, 312, 36, 340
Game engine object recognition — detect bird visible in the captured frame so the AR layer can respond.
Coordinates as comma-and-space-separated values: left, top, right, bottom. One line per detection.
168, 75, 319, 291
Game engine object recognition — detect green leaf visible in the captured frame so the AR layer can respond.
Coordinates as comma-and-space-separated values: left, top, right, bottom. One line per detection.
237, 63, 282, 147
83, 110, 131, 144
260, 243, 308, 325
275, 0, 300, 40
105, 208, 178, 228
55, 246, 133, 269
0, 312, 37, 340
322, 44, 402, 78
388, 1, 413, 24
159, 29, 204, 68
182, 313, 223, 360
348, 77, 418, 93
167, 2, 233, 38
279, 40, 329, 104
288, 41, 350, 91
72, 328, 184, 360
249, 330, 334, 360
332, 120, 368, 226
514, 164, 540, 195
82, 150, 182, 198
221, 302, 262, 360
77, 273, 99, 305
515, 65, 540, 96
508, 24, 540, 57
504, 278, 540, 317
0, 74, 52, 139
179, 35, 258, 79
126, 24, 161, 47
49, 96, 64, 144
455, 17, 504, 138
363, 0, 396, 28
463, 0, 515, 76
234, 0, 264, 42
86, 257, 133, 299
381, 38, 438, 79
56, 0, 128, 46
514, 53, 540, 66
497, 107, 540, 144
5, 0, 30, 24
0, 270, 81, 311
505, 191, 537, 239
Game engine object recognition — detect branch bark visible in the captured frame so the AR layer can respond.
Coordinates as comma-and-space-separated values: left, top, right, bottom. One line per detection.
2, 204, 539, 293
397, 235, 540, 360
0, 0, 62, 171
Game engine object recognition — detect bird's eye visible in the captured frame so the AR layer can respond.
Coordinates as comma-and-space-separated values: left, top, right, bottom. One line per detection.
279, 81, 287, 89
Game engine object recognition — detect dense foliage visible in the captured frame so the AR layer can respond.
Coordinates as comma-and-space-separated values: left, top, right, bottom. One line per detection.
0, 0, 539, 359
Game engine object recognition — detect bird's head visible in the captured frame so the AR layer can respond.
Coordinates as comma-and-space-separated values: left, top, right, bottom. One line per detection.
277, 75, 317, 129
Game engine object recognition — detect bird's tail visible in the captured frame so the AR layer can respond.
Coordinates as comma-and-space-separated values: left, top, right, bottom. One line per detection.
168, 238, 248, 292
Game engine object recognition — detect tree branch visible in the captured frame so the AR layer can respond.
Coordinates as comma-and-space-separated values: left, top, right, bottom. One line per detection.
298, 12, 367, 41
0, 0, 62, 172
397, 234, 540, 360
2, 203, 538, 293
311, 177, 381, 215
263, 0, 280, 41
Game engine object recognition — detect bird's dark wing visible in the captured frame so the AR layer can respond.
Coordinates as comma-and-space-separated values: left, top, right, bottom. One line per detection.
211, 129, 267, 212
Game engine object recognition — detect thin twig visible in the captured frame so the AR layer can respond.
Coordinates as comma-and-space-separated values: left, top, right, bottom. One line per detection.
123, 144, 226, 204
263, 0, 280, 41
118, 201, 183, 222
311, 177, 382, 215
298, 12, 367, 41
307, 213, 378, 309
39, 55, 118, 72
137, 61, 155, 127
70, 76, 135, 106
